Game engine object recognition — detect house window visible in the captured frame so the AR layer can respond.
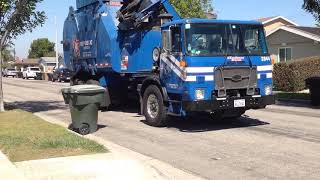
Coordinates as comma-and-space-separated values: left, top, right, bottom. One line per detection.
279, 47, 292, 62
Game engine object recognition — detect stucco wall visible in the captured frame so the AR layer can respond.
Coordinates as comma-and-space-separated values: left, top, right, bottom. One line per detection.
264, 19, 294, 35
267, 29, 320, 62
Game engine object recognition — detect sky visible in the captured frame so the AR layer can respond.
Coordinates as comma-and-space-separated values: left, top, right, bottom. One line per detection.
13, 0, 317, 59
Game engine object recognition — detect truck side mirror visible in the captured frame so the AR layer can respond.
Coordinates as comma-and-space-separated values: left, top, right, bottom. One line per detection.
162, 29, 172, 53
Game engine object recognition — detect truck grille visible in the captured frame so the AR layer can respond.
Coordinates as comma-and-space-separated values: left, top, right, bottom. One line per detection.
214, 66, 257, 97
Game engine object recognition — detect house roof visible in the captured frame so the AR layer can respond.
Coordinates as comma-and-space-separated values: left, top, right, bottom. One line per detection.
291, 26, 320, 36
20, 58, 39, 64
267, 25, 320, 42
257, 16, 298, 26
14, 58, 40, 66
40, 57, 56, 63
257, 16, 277, 23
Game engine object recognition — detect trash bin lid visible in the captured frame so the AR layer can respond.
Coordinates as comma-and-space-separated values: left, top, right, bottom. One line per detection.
61, 87, 72, 93
70, 85, 105, 94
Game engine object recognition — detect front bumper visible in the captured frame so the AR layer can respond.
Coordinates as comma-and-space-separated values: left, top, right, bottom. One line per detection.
28, 73, 37, 77
182, 95, 275, 112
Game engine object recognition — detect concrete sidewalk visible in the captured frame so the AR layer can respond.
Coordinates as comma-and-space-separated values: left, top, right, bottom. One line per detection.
16, 153, 164, 180
0, 151, 25, 180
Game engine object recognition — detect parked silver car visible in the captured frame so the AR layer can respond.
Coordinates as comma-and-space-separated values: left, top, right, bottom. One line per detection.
3, 68, 18, 78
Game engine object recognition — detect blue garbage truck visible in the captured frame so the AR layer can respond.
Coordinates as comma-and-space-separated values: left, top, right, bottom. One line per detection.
62, 0, 275, 127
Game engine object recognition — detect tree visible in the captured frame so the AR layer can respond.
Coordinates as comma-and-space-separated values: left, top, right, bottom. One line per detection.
1, 47, 14, 62
170, 0, 214, 18
303, 0, 320, 23
201, 0, 214, 13
28, 38, 55, 58
0, 0, 46, 112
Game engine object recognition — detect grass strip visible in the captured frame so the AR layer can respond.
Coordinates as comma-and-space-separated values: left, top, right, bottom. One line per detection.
0, 109, 107, 162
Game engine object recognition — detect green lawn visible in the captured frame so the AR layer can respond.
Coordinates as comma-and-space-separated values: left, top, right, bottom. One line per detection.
0, 109, 107, 162
275, 92, 310, 101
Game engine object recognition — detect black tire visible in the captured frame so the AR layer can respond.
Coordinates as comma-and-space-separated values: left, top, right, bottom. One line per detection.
58, 77, 62, 82
52, 77, 55, 82
143, 85, 167, 127
79, 123, 90, 135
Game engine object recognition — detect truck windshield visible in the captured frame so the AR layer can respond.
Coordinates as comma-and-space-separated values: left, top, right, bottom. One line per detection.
185, 23, 268, 56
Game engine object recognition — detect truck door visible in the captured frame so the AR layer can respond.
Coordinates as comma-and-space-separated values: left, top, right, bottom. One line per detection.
160, 25, 184, 91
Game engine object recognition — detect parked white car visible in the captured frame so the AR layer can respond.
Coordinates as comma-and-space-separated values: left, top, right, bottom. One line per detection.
3, 68, 18, 77
23, 67, 41, 79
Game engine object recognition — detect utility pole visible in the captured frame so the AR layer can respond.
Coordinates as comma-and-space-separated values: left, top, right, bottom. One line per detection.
0, 49, 4, 112
13, 44, 16, 61
55, 16, 59, 69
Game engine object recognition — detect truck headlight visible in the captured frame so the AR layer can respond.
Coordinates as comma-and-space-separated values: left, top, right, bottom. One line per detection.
265, 85, 273, 95
195, 89, 205, 100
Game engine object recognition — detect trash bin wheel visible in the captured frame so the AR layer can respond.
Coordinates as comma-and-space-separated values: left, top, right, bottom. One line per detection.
79, 123, 90, 135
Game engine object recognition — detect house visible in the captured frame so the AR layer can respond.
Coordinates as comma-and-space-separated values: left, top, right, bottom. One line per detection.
39, 57, 58, 73
257, 16, 298, 35
258, 16, 320, 63
205, 12, 217, 19
14, 58, 40, 71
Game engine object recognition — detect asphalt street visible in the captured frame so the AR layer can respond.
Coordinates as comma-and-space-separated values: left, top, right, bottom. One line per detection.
3, 77, 320, 180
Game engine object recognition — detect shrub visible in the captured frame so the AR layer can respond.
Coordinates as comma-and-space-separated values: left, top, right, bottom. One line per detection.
273, 56, 320, 92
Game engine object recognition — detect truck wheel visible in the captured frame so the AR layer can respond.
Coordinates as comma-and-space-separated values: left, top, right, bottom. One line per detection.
143, 85, 167, 127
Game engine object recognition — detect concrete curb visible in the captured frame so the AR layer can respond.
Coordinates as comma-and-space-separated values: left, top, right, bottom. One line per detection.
34, 112, 203, 180
0, 151, 26, 180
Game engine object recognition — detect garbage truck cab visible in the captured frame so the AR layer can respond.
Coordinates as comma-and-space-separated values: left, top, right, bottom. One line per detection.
140, 19, 275, 125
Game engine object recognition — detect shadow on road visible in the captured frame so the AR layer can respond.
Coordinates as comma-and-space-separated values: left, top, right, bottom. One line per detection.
107, 101, 270, 133
5, 101, 67, 113
141, 114, 269, 133
108, 101, 140, 114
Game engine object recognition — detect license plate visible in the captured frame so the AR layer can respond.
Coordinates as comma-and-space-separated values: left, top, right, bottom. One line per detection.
67, 77, 70, 80
234, 99, 246, 108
